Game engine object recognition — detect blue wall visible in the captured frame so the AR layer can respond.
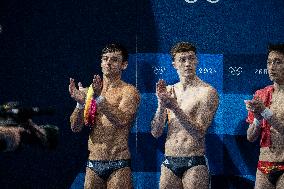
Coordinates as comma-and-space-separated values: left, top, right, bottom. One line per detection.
1, 0, 284, 188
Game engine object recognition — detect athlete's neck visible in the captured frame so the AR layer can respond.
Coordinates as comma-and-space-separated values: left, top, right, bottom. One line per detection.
274, 82, 284, 92
103, 75, 122, 89
180, 76, 199, 90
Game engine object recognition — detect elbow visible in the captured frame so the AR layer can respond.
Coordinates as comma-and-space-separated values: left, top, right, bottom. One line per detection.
151, 131, 161, 139
71, 128, 82, 133
247, 136, 255, 143
70, 124, 83, 133
150, 118, 164, 138
246, 127, 259, 142
247, 134, 257, 143
151, 129, 162, 139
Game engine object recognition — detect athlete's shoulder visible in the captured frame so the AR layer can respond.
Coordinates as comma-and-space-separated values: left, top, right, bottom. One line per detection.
257, 85, 274, 92
199, 81, 218, 96
121, 82, 140, 98
197, 83, 219, 107
255, 85, 274, 96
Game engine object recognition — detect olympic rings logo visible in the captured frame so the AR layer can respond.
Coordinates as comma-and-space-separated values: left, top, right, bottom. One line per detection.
185, 0, 220, 3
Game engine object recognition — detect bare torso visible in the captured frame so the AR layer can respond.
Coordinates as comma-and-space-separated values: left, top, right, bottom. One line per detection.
88, 82, 138, 160
88, 119, 130, 160
165, 81, 217, 156
259, 90, 284, 162
70, 80, 140, 161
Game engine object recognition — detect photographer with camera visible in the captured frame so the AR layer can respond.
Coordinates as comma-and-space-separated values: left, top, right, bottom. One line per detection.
0, 101, 59, 152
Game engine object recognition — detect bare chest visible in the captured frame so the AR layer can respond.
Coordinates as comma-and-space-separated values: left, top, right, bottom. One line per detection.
174, 87, 206, 113
270, 92, 284, 119
103, 88, 123, 106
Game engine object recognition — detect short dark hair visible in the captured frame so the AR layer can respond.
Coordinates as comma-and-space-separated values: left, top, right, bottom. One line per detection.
170, 42, 196, 60
101, 43, 128, 62
268, 43, 284, 55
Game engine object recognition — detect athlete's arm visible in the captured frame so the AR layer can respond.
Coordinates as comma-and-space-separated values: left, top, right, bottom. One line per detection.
97, 86, 140, 127
172, 88, 219, 136
151, 80, 168, 138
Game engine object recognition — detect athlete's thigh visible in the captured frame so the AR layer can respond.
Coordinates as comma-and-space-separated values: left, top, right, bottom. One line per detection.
254, 169, 274, 189
107, 167, 132, 189
84, 167, 106, 189
182, 165, 209, 189
160, 165, 183, 189
276, 172, 284, 189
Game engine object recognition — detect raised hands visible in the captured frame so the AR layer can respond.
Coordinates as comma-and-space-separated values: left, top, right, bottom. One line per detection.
92, 74, 103, 98
244, 96, 266, 120
156, 79, 178, 110
69, 78, 86, 105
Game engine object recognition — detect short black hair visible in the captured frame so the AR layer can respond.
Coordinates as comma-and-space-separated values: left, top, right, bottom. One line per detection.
170, 42, 196, 60
101, 43, 128, 62
268, 44, 284, 55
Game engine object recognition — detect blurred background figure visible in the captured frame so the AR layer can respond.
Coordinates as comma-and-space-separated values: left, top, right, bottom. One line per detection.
0, 101, 59, 152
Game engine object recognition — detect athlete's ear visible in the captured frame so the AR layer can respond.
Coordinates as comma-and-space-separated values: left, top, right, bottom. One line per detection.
121, 61, 128, 70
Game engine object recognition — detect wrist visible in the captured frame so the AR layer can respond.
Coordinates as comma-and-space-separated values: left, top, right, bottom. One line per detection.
261, 108, 273, 120
93, 91, 102, 99
252, 118, 261, 127
95, 95, 105, 105
76, 102, 85, 110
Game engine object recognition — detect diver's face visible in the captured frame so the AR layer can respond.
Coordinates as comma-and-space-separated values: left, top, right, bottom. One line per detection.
267, 51, 284, 84
101, 51, 127, 77
173, 51, 197, 78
